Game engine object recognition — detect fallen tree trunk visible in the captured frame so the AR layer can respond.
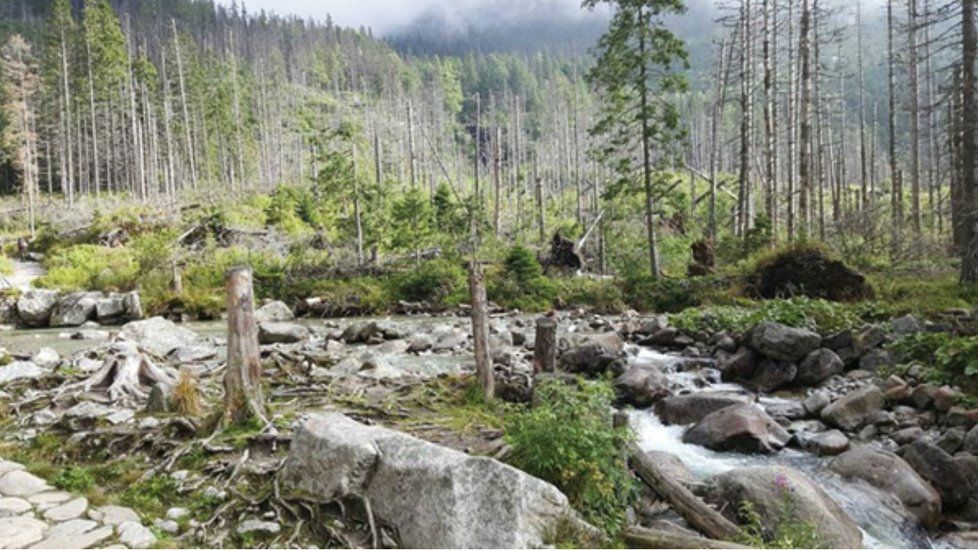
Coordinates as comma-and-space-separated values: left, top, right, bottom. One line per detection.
628, 442, 740, 541
623, 527, 748, 549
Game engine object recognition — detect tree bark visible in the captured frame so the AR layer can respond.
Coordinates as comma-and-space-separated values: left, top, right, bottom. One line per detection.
623, 527, 749, 550
223, 266, 267, 426
468, 261, 494, 400
629, 443, 740, 541
961, 0, 978, 282
533, 316, 557, 373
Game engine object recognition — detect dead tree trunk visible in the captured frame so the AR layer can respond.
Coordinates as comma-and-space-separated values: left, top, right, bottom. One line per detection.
533, 316, 558, 373
468, 261, 494, 400
223, 266, 267, 426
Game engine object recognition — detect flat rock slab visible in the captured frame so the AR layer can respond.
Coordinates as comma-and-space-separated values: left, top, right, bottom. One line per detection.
0, 470, 49, 497
29, 525, 113, 549
91, 504, 140, 525
0, 516, 48, 549
45, 518, 99, 538
27, 491, 70, 505
0, 496, 31, 517
43, 497, 88, 522
117, 520, 156, 548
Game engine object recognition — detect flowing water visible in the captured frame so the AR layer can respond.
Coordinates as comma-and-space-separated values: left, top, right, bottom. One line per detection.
627, 347, 936, 548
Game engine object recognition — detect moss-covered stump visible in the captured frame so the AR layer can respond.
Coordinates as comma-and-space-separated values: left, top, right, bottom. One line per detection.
747, 245, 873, 302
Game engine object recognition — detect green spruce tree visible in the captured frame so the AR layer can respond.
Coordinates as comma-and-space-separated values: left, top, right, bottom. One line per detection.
585, 0, 689, 278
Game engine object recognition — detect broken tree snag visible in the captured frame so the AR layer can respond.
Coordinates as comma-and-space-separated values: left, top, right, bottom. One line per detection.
468, 260, 494, 400
223, 265, 267, 426
533, 315, 557, 373
628, 443, 740, 541
622, 527, 749, 550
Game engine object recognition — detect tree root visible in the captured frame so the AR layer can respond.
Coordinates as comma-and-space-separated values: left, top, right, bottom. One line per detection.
77, 343, 177, 402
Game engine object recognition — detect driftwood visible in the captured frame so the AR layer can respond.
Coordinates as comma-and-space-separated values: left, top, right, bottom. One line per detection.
628, 443, 740, 541
623, 527, 749, 549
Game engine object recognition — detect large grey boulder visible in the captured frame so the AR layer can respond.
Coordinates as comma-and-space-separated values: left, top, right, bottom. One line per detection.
119, 317, 198, 357
50, 292, 102, 327
614, 365, 670, 408
255, 301, 294, 323
655, 392, 752, 425
683, 403, 791, 454
16, 289, 59, 327
750, 322, 822, 362
821, 386, 884, 431
95, 292, 141, 324
796, 348, 844, 386
706, 466, 863, 549
901, 440, 970, 509
829, 446, 941, 528
558, 343, 626, 377
750, 359, 797, 392
258, 322, 310, 344
279, 413, 581, 549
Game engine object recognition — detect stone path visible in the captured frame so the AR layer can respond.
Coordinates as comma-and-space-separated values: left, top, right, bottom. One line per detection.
0, 458, 156, 549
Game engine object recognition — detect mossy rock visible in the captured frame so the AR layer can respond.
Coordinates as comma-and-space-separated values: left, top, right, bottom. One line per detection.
746, 245, 873, 302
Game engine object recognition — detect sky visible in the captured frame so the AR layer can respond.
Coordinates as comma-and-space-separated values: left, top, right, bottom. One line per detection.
226, 0, 598, 34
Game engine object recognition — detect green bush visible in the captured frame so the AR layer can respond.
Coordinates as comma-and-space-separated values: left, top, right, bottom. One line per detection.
53, 466, 95, 493
505, 245, 543, 285
890, 333, 978, 386
390, 259, 467, 305
288, 277, 389, 315
556, 277, 627, 314
670, 297, 863, 337
37, 245, 138, 292
505, 378, 636, 535
489, 246, 558, 311
622, 275, 702, 313
121, 475, 179, 518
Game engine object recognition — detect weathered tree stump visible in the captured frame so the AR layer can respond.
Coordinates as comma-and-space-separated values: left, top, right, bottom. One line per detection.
533, 316, 557, 373
223, 265, 267, 426
468, 260, 494, 400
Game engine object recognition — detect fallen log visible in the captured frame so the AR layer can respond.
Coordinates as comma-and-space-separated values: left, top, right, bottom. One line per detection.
623, 526, 749, 549
628, 442, 740, 541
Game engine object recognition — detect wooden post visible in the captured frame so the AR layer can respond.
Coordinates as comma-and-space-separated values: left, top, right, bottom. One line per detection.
533, 316, 557, 373
468, 260, 494, 400
223, 266, 266, 426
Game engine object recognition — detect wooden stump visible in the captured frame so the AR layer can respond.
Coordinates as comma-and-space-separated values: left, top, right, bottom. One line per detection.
468, 260, 494, 400
533, 316, 557, 373
223, 265, 266, 426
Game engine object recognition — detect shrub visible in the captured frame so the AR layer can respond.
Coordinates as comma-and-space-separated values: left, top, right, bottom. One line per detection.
622, 275, 702, 313
53, 466, 95, 493
736, 478, 822, 549
556, 277, 627, 314
505, 245, 543, 285
670, 297, 862, 337
390, 259, 467, 305
37, 245, 138, 292
505, 378, 636, 535
890, 333, 978, 386
489, 246, 558, 311
172, 370, 205, 418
